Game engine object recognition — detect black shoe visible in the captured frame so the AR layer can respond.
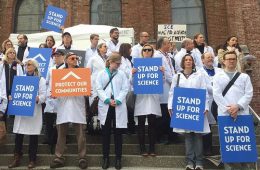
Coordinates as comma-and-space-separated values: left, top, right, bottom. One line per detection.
78, 158, 88, 169
102, 158, 109, 169
115, 158, 121, 170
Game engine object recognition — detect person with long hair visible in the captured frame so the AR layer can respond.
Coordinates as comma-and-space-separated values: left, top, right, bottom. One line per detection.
8, 59, 46, 169
168, 54, 210, 170
0, 39, 14, 61
96, 53, 128, 170
132, 44, 162, 156
217, 36, 243, 72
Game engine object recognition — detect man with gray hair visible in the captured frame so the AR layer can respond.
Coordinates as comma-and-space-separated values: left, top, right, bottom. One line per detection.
174, 38, 202, 72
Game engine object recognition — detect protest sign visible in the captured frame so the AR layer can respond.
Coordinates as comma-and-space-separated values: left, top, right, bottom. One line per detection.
28, 48, 52, 78
41, 5, 67, 33
158, 24, 186, 42
7, 76, 39, 116
52, 68, 91, 97
218, 115, 258, 163
170, 87, 206, 131
59, 50, 85, 68
133, 58, 163, 94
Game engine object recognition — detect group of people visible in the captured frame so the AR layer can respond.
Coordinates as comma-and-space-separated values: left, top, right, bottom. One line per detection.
0, 27, 254, 170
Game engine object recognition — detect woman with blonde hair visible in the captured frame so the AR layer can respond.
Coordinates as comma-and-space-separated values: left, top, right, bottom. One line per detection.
96, 52, 128, 170
0, 39, 14, 61
8, 59, 46, 169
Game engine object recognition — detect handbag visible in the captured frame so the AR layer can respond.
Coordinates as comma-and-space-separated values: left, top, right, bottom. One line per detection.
211, 72, 241, 121
87, 72, 117, 135
0, 121, 6, 144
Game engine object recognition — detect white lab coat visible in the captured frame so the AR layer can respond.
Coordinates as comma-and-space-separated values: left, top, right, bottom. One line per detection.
13, 77, 46, 135
57, 44, 77, 50
174, 48, 202, 72
86, 55, 106, 104
0, 78, 7, 113
106, 40, 121, 56
44, 63, 65, 113
14, 45, 30, 63
131, 43, 142, 59
168, 72, 210, 134
96, 69, 129, 128
198, 67, 222, 124
84, 47, 98, 67
213, 70, 253, 116
154, 50, 175, 104
134, 94, 161, 117
193, 46, 218, 67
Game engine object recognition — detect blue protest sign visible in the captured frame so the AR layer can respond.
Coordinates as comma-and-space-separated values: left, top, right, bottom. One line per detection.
170, 87, 206, 131
218, 115, 258, 163
133, 58, 163, 94
41, 5, 67, 33
28, 48, 52, 79
7, 76, 39, 117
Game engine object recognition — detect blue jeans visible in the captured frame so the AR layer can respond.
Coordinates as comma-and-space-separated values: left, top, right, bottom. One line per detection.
185, 133, 203, 166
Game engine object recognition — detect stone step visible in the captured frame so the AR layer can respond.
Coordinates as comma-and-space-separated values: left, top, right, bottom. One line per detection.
4, 133, 260, 145
0, 143, 222, 155
0, 154, 224, 169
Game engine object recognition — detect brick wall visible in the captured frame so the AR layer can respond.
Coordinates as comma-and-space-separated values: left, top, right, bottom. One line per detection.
0, 0, 260, 114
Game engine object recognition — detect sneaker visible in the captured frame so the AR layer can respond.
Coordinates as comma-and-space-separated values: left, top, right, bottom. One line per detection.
186, 164, 194, 170
50, 157, 65, 168
195, 165, 204, 170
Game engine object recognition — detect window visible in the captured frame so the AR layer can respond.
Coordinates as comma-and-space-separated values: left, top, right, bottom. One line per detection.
91, 0, 121, 27
171, 0, 206, 39
14, 0, 44, 33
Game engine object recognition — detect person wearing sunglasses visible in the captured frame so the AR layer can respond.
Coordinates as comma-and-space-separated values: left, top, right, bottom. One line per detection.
8, 59, 46, 169
0, 48, 24, 124
50, 52, 87, 169
96, 53, 128, 170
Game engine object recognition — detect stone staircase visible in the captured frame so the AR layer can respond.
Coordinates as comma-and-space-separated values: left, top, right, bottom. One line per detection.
0, 121, 259, 170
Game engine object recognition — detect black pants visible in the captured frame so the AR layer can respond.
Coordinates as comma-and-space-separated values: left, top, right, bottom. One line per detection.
203, 125, 212, 154
43, 113, 57, 145
137, 114, 156, 152
102, 106, 123, 159
14, 134, 38, 161
156, 104, 171, 140
127, 110, 135, 133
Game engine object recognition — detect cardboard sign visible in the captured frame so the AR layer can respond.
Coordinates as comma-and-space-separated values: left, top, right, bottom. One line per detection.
218, 115, 258, 163
133, 58, 163, 94
59, 50, 85, 68
170, 87, 206, 131
28, 48, 52, 78
7, 76, 39, 116
52, 68, 91, 97
41, 5, 68, 33
158, 24, 186, 42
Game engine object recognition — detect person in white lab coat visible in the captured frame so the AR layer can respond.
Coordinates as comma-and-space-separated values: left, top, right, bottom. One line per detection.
106, 28, 121, 56
198, 52, 222, 156
154, 37, 177, 144
213, 51, 254, 170
168, 54, 210, 170
96, 53, 128, 170
57, 32, 76, 51
118, 43, 135, 134
132, 44, 162, 156
15, 34, 30, 63
0, 76, 7, 119
84, 34, 99, 67
8, 59, 46, 169
43, 50, 65, 153
50, 52, 87, 169
131, 32, 150, 59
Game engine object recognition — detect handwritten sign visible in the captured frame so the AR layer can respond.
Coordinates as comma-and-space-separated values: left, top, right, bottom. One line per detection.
7, 76, 39, 116
52, 68, 91, 97
41, 5, 67, 33
28, 48, 52, 78
158, 24, 186, 42
170, 87, 206, 131
218, 115, 258, 163
133, 58, 163, 94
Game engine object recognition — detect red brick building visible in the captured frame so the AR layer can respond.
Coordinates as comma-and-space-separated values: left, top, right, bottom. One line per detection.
0, 0, 260, 113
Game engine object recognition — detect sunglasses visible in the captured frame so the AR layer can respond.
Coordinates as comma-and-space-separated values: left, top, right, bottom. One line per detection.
69, 57, 79, 61
143, 49, 152, 52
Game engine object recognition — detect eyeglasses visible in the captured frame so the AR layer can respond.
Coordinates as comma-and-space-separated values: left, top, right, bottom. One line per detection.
69, 57, 79, 61
8, 52, 15, 55
143, 49, 152, 52
225, 58, 237, 61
